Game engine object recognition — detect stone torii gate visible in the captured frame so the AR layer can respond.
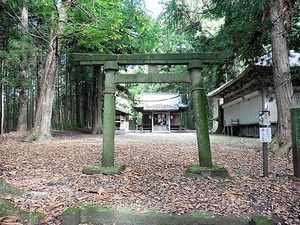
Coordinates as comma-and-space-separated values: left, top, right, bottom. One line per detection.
73, 53, 228, 177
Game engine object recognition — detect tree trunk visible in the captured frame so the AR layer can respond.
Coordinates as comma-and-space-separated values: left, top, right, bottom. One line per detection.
12, 87, 16, 131
0, 60, 3, 134
75, 68, 82, 127
25, 3, 67, 141
4, 85, 9, 133
63, 67, 69, 130
28, 79, 35, 129
55, 72, 60, 129
91, 66, 103, 134
82, 75, 89, 128
69, 67, 74, 128
269, 0, 294, 154
17, 0, 29, 132
17, 66, 28, 132
25, 38, 59, 141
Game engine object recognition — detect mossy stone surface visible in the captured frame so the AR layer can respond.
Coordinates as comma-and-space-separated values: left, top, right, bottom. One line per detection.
184, 164, 231, 179
62, 206, 81, 215
78, 204, 249, 225
249, 214, 273, 225
62, 206, 81, 225
82, 163, 125, 175
0, 180, 45, 224
83, 204, 109, 213
0, 199, 45, 224
63, 204, 275, 225
0, 179, 25, 197
287, 174, 300, 181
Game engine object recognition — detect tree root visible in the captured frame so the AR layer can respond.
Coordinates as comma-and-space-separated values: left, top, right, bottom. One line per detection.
269, 137, 292, 157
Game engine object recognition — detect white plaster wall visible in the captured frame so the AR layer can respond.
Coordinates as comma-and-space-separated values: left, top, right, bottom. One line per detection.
222, 91, 279, 125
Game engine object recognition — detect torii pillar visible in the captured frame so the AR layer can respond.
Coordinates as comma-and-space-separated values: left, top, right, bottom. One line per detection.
102, 61, 118, 167
82, 61, 125, 175
185, 60, 229, 178
188, 60, 212, 168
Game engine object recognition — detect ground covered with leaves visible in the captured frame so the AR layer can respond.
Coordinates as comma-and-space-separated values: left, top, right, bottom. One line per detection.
0, 131, 299, 225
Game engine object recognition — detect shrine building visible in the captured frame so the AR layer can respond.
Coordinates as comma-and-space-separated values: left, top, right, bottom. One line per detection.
133, 92, 189, 132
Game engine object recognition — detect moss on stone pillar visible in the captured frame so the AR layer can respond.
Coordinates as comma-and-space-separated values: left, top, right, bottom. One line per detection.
102, 61, 118, 167
188, 60, 213, 168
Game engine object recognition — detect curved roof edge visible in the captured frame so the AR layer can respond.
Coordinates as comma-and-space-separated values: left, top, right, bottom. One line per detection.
208, 65, 272, 98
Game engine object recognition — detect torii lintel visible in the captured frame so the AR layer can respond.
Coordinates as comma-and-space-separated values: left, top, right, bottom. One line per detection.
72, 52, 228, 66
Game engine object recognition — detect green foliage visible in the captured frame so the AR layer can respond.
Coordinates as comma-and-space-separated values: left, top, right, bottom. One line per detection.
3, 39, 35, 85
207, 0, 300, 66
289, 1, 300, 52
160, 0, 203, 33
1, 0, 164, 132
66, 0, 160, 54
155, 31, 195, 53
209, 0, 270, 63
160, 0, 299, 68
4, 0, 159, 55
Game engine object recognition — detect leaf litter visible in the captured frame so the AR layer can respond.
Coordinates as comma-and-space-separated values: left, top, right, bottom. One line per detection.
0, 131, 299, 224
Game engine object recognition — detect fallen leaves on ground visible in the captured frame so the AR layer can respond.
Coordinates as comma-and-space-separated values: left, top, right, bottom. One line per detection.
0, 131, 299, 224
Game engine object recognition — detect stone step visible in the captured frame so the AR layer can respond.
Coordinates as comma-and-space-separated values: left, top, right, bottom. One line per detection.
153, 125, 169, 132
62, 204, 255, 225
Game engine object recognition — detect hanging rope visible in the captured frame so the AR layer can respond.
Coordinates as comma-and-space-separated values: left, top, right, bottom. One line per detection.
115, 87, 202, 103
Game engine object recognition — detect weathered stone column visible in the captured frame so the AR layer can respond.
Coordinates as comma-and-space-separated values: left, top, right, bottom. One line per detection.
102, 61, 118, 167
291, 107, 300, 178
188, 60, 212, 168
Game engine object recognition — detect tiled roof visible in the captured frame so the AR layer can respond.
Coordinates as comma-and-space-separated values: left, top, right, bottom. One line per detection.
133, 92, 189, 112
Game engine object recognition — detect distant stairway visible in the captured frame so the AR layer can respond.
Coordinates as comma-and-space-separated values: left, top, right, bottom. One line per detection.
153, 125, 169, 132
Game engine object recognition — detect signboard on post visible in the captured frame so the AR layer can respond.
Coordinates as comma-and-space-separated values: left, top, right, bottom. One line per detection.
259, 127, 272, 143
259, 110, 271, 177
259, 110, 271, 126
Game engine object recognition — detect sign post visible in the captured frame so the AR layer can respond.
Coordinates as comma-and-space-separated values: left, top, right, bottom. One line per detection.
259, 111, 271, 177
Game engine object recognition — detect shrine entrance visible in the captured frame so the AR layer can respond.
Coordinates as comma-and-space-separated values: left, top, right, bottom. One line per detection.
153, 113, 168, 132
133, 92, 189, 132
73, 53, 227, 175
153, 113, 166, 126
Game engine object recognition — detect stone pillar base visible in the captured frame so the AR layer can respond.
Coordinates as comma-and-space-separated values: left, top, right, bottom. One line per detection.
82, 163, 125, 175
184, 164, 231, 179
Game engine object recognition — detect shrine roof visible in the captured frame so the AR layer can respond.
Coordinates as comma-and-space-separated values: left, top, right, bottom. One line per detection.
207, 65, 273, 99
116, 107, 130, 115
208, 64, 300, 102
133, 92, 189, 112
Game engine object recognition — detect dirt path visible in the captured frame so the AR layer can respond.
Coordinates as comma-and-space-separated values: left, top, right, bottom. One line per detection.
0, 131, 299, 224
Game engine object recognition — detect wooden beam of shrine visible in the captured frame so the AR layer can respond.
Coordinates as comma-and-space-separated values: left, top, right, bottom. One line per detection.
114, 73, 191, 83
72, 52, 227, 65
